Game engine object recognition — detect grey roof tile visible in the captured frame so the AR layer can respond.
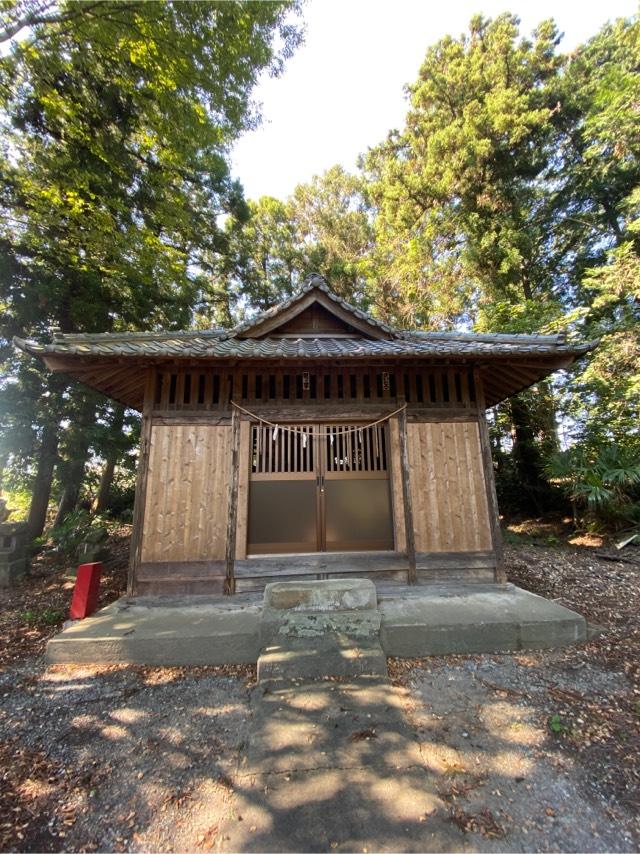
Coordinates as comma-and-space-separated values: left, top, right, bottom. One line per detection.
15, 334, 594, 361
13, 274, 596, 364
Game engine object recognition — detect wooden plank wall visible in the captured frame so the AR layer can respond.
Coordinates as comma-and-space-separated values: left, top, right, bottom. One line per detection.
406, 421, 492, 552
140, 424, 232, 563
388, 417, 406, 553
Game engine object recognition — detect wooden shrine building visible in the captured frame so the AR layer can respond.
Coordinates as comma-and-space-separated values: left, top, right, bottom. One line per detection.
16, 275, 593, 595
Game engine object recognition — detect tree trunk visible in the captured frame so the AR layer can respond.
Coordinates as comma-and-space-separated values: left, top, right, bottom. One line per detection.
52, 396, 96, 529
509, 396, 549, 515
27, 421, 59, 539
93, 405, 125, 514
53, 446, 90, 528
94, 457, 116, 514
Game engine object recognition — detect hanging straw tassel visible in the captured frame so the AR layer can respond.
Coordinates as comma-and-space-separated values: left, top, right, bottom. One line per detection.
229, 401, 407, 440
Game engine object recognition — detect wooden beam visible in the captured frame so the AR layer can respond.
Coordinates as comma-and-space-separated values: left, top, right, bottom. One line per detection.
407, 408, 478, 423
127, 368, 156, 595
474, 369, 505, 583
151, 413, 232, 426
398, 407, 417, 584
224, 405, 241, 594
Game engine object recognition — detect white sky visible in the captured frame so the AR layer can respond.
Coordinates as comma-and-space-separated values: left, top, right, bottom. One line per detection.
231, 0, 638, 201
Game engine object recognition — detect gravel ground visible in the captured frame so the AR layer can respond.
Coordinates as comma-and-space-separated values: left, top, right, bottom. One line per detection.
390, 652, 636, 852
1, 524, 639, 852
0, 662, 255, 852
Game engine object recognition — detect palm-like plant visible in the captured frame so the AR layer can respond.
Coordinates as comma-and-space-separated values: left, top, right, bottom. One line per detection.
545, 445, 640, 529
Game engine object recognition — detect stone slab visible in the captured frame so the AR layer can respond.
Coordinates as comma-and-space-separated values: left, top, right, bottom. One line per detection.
244, 678, 418, 772
379, 583, 587, 656
263, 578, 377, 612
260, 608, 381, 647
46, 596, 262, 665
225, 678, 467, 853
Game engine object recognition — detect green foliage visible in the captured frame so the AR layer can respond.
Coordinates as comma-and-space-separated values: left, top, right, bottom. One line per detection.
212, 11, 640, 530
48, 508, 108, 558
0, 486, 31, 521
20, 607, 64, 626
2, 6, 639, 534
363, 13, 566, 327
220, 166, 379, 318
545, 445, 640, 529
548, 713, 569, 734
101, 476, 136, 521
0, 1, 302, 531
0, 0, 303, 336
360, 12, 640, 522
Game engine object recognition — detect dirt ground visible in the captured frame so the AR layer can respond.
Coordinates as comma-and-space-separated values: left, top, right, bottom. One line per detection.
1, 520, 639, 852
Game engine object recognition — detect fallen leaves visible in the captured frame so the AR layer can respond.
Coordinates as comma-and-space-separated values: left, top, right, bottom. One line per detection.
506, 540, 640, 817
0, 526, 131, 669
449, 806, 506, 838
0, 738, 72, 850
348, 728, 377, 741
195, 824, 219, 847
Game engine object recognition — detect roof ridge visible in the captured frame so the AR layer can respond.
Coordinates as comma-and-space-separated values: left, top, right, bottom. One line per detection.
404, 330, 566, 343
229, 273, 398, 338
52, 329, 227, 342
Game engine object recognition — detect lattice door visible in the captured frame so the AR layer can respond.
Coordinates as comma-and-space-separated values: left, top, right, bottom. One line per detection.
246, 422, 394, 555
247, 424, 319, 554
321, 424, 393, 551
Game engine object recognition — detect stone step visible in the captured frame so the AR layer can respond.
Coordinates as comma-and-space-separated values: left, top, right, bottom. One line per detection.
261, 608, 382, 644
263, 577, 378, 611
257, 579, 387, 683
257, 635, 388, 684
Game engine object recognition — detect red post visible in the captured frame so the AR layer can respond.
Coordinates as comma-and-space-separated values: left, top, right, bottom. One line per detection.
69, 561, 102, 620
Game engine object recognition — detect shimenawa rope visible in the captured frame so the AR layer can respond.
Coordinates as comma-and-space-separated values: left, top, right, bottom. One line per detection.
230, 399, 406, 436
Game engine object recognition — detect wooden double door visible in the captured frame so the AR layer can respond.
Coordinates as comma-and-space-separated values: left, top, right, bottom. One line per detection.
247, 422, 394, 555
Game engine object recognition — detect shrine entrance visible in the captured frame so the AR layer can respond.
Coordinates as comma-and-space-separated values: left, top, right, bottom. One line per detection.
247, 422, 394, 555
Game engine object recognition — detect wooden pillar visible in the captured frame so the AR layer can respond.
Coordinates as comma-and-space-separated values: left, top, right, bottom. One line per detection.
127, 368, 155, 596
224, 405, 241, 594
235, 419, 251, 560
398, 407, 417, 585
474, 368, 505, 583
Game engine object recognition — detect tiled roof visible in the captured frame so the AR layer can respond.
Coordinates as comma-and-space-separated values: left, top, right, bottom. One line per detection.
15, 331, 594, 361
13, 274, 596, 366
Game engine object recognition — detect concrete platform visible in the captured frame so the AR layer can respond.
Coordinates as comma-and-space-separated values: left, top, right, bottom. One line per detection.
379, 583, 587, 655
46, 594, 262, 665
46, 582, 587, 665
